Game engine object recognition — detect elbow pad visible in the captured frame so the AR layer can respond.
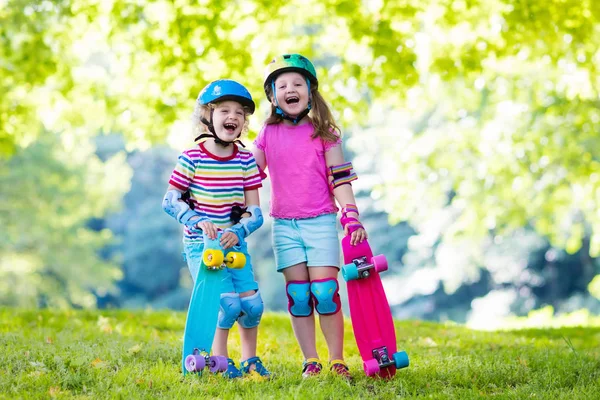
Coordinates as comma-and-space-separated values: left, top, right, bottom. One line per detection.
327, 162, 358, 192
225, 205, 263, 242
162, 190, 208, 228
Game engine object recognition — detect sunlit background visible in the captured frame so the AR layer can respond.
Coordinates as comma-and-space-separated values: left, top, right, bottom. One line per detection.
2, 0, 600, 330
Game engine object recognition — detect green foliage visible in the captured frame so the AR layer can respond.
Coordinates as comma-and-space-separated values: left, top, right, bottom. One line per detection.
0, 133, 131, 308
4, 0, 600, 245
1, 0, 421, 153
102, 142, 190, 309
1, 308, 599, 398
359, 1, 600, 257
3, 0, 600, 310
590, 275, 600, 300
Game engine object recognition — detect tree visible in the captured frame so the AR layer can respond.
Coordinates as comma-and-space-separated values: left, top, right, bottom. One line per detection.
3, 0, 600, 311
102, 142, 191, 309
0, 133, 131, 307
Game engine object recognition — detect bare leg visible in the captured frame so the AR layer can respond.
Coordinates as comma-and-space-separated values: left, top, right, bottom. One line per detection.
238, 289, 259, 371
212, 328, 230, 358
283, 263, 319, 360
309, 266, 344, 362
212, 291, 238, 358
239, 326, 258, 360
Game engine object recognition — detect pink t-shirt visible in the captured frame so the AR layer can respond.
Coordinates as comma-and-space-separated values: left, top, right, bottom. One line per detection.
254, 122, 342, 219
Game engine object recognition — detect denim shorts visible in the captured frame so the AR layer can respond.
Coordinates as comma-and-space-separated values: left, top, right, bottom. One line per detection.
272, 213, 340, 271
183, 240, 258, 294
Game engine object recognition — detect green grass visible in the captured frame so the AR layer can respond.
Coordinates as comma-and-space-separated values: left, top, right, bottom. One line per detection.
1, 308, 599, 399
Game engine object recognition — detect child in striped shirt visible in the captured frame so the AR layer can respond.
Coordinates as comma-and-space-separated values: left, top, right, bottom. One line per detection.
162, 80, 270, 379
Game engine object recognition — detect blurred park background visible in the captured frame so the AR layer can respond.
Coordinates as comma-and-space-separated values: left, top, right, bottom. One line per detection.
2, 0, 600, 330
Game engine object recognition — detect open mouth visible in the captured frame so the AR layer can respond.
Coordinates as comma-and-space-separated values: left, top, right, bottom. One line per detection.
224, 122, 237, 133
285, 96, 299, 104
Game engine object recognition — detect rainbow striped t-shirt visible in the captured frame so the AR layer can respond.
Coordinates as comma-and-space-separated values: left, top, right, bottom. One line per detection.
168, 142, 262, 242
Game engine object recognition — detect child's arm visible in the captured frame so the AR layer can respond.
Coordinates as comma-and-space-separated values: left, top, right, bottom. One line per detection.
162, 185, 218, 238
253, 148, 268, 180
222, 189, 263, 248
325, 145, 367, 245
244, 188, 260, 207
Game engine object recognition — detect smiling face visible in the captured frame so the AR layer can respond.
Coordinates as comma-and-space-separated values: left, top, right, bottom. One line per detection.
271, 72, 310, 118
211, 100, 247, 141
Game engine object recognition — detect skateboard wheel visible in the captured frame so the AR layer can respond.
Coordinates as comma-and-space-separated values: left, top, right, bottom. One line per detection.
209, 355, 228, 373
341, 262, 359, 281
203, 249, 224, 267
372, 254, 388, 273
363, 358, 380, 376
393, 351, 409, 369
225, 252, 246, 269
185, 354, 206, 372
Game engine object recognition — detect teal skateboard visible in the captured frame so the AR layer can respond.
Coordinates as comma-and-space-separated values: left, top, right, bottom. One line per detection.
182, 231, 246, 375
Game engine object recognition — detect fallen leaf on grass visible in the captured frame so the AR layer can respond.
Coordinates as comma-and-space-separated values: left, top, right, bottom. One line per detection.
97, 316, 113, 333
91, 358, 107, 368
128, 344, 143, 354
30, 361, 46, 370
421, 337, 438, 347
518, 357, 528, 367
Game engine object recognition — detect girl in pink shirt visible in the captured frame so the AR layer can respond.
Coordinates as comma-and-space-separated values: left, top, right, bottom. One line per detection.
254, 54, 366, 379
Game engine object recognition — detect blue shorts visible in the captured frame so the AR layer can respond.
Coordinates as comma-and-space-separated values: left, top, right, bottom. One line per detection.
272, 213, 340, 272
183, 240, 258, 294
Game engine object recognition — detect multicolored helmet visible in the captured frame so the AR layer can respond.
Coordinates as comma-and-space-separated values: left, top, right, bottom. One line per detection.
197, 79, 255, 114
263, 54, 318, 99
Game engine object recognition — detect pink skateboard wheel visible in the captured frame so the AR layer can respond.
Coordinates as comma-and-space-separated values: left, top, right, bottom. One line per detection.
363, 358, 380, 376
185, 354, 206, 372
372, 254, 388, 273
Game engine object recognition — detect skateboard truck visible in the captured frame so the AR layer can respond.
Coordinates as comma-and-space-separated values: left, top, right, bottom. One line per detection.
353, 257, 372, 278
372, 346, 393, 368
342, 254, 387, 281
363, 345, 410, 376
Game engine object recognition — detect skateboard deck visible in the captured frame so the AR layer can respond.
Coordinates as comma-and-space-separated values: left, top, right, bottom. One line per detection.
181, 232, 246, 375
341, 233, 409, 378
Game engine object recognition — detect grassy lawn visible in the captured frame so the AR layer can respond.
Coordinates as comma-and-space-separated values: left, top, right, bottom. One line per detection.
1, 308, 599, 399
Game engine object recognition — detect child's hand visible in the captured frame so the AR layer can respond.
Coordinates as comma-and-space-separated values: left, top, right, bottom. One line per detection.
195, 220, 218, 240
347, 225, 367, 246
342, 211, 368, 245
220, 231, 239, 249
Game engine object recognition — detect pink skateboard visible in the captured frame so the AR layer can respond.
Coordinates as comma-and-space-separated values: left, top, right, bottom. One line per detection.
341, 232, 409, 378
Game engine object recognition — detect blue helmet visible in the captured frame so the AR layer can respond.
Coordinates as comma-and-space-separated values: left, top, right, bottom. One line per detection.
197, 79, 255, 114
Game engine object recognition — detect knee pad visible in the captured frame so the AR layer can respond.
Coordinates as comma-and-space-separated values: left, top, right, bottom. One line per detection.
310, 278, 341, 315
286, 281, 313, 317
238, 290, 264, 328
217, 293, 242, 329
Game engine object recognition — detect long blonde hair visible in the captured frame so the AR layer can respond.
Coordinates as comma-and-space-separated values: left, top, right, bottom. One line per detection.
264, 86, 341, 143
